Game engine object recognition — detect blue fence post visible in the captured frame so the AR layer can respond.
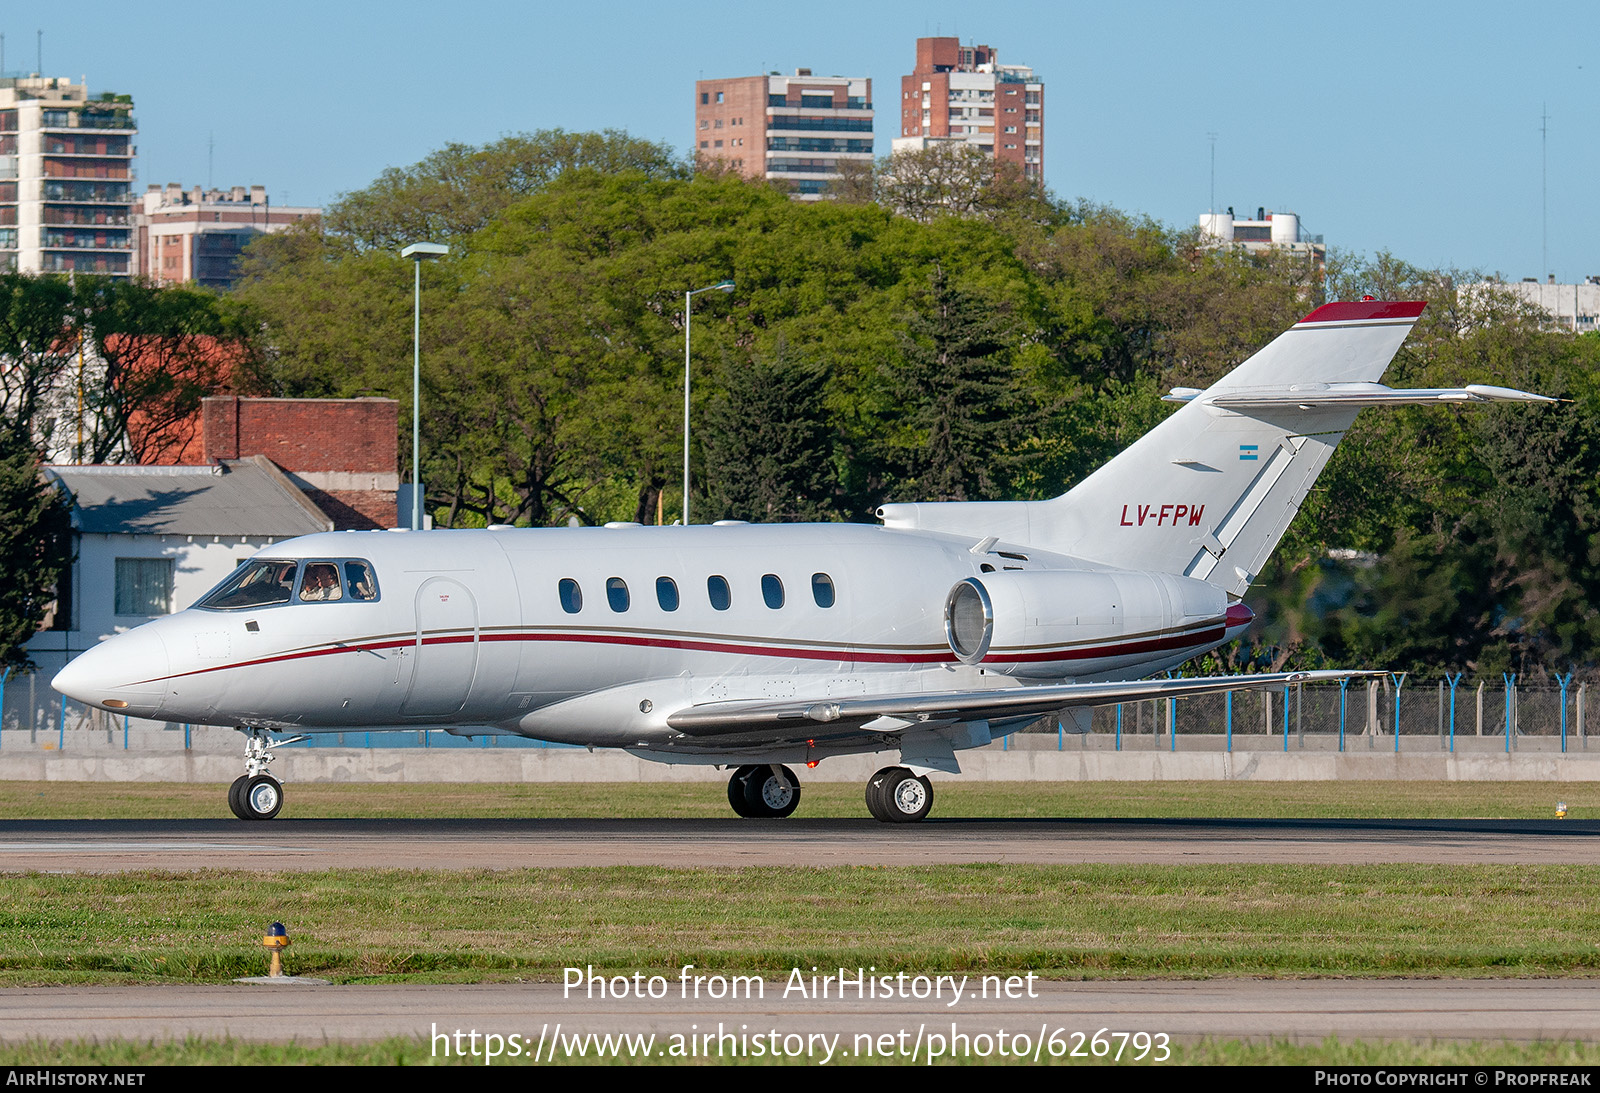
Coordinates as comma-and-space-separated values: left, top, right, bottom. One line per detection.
1057, 719, 1063, 751
1558, 671, 1574, 754
1502, 672, 1516, 753
1169, 696, 1177, 752
123, 714, 129, 750
1390, 673, 1406, 753
1446, 672, 1462, 754
1338, 678, 1349, 752
0, 665, 9, 750
184, 723, 191, 750
1115, 704, 1122, 751
1225, 689, 1233, 753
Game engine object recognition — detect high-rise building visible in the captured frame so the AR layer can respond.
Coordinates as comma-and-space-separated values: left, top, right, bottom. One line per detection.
137, 184, 320, 290
0, 75, 137, 276
694, 69, 873, 200
897, 37, 1043, 182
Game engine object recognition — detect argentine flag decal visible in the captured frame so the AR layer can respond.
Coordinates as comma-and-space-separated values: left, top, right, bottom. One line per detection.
1239, 444, 1259, 461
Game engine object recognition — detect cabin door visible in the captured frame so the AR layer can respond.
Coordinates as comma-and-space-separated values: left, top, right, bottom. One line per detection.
403, 577, 480, 716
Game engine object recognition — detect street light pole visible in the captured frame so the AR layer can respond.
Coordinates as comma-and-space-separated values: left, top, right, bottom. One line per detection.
400, 241, 448, 530
682, 279, 734, 525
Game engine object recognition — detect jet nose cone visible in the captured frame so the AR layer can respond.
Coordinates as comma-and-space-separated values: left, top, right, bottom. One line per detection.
52, 630, 170, 714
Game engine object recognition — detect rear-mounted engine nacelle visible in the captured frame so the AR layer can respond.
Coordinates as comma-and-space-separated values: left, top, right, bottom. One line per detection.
944, 569, 1228, 679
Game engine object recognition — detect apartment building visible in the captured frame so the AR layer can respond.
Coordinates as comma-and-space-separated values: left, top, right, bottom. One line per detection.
695, 69, 873, 199
0, 75, 136, 276
897, 37, 1043, 182
137, 183, 320, 289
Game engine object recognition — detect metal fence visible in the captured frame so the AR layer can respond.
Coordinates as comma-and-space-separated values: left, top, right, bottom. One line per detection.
0, 673, 1591, 754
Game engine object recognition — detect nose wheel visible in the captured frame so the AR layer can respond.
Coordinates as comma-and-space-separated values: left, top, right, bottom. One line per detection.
727, 764, 802, 818
228, 727, 305, 821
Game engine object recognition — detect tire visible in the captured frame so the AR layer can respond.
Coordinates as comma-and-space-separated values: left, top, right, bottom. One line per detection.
727, 766, 762, 818
227, 776, 250, 820
240, 775, 284, 821
742, 765, 801, 819
868, 767, 933, 823
865, 768, 893, 822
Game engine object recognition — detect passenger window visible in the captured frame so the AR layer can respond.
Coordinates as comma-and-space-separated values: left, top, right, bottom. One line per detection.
656, 577, 679, 611
707, 575, 731, 611
559, 578, 583, 614
811, 573, 835, 608
762, 574, 784, 609
298, 562, 343, 602
344, 561, 378, 601
606, 577, 630, 612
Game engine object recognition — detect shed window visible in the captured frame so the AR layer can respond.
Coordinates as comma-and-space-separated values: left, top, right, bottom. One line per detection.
115, 557, 173, 616
761, 574, 785, 609
707, 575, 731, 611
606, 577, 630, 612
559, 578, 583, 614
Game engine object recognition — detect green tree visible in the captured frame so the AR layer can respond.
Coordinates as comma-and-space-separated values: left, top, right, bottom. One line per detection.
0, 432, 71, 671
878, 265, 1033, 502
703, 343, 836, 522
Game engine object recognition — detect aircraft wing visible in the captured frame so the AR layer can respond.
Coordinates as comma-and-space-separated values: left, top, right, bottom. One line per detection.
665, 669, 1371, 737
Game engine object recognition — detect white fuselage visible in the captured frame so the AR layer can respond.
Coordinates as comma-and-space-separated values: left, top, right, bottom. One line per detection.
53, 522, 1241, 753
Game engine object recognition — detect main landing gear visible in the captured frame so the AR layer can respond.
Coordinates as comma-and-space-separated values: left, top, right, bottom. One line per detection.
865, 766, 934, 823
727, 764, 802, 818
722, 763, 936, 823
228, 727, 306, 821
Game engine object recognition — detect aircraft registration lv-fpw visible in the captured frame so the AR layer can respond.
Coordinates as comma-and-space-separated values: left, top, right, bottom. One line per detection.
53, 299, 1554, 822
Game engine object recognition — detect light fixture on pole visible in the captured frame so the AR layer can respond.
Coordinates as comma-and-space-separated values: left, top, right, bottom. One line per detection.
400, 241, 449, 530
682, 279, 734, 525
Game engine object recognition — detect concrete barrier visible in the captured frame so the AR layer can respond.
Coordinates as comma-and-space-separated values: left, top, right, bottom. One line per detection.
2, 734, 1598, 783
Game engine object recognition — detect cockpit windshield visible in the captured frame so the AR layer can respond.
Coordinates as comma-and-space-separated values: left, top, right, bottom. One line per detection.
198, 559, 298, 610
197, 558, 382, 610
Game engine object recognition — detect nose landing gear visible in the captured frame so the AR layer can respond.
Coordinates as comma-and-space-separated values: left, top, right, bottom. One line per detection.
228, 727, 306, 821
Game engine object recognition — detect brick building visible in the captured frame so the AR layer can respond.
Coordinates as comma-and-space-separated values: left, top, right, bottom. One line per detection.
896, 37, 1044, 183
196, 397, 399, 530
694, 69, 873, 199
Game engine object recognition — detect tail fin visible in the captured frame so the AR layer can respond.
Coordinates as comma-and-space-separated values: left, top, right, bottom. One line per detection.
879, 300, 1428, 596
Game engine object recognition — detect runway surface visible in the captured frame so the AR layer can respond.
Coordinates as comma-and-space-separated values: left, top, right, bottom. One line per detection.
1, 816, 1598, 870
6, 980, 1600, 1048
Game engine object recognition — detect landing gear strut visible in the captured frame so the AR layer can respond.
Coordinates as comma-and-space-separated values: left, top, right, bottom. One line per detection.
727, 764, 802, 818
865, 766, 933, 823
228, 727, 306, 821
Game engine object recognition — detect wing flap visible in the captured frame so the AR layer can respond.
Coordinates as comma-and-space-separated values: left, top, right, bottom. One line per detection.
666, 669, 1373, 736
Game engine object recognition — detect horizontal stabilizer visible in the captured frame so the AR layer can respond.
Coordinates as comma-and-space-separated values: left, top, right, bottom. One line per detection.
1163, 381, 1557, 410
666, 669, 1376, 736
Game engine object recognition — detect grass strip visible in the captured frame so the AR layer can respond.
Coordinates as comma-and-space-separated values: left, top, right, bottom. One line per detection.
3, 1035, 1600, 1066
3, 863, 1600, 985
0, 779, 1594, 820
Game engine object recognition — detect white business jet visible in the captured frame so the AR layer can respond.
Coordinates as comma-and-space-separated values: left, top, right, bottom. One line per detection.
52, 300, 1553, 822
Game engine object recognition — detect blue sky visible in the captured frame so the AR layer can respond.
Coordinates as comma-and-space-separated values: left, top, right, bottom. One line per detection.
18, 1, 1598, 281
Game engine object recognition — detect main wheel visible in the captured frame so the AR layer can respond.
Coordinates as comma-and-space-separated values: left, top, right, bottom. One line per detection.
727, 766, 763, 817
866, 767, 933, 823
239, 775, 284, 821
227, 775, 251, 820
741, 765, 801, 819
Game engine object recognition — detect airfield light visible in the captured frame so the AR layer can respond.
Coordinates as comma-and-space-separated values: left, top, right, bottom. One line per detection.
262, 921, 290, 977
682, 279, 735, 525
401, 241, 450, 530
1557, 801, 1569, 819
